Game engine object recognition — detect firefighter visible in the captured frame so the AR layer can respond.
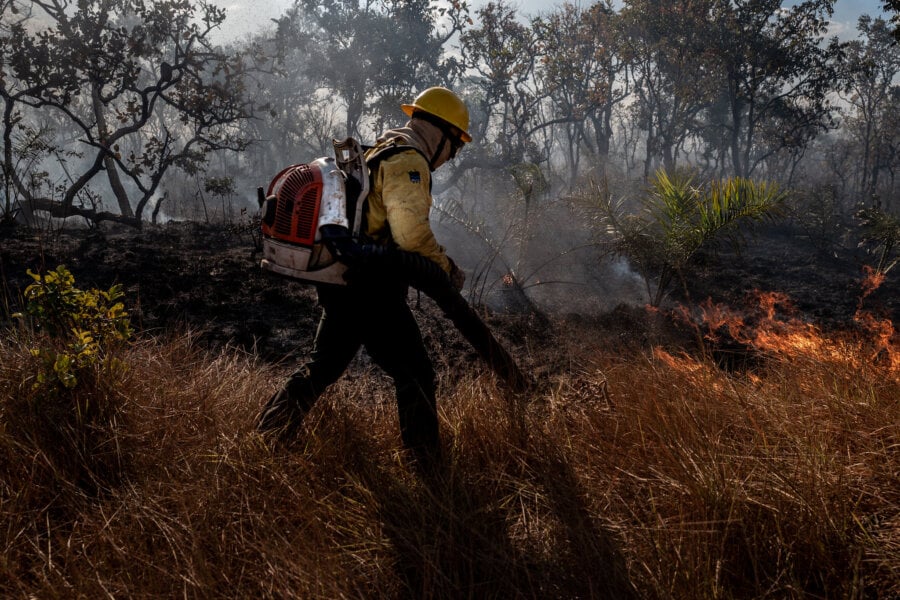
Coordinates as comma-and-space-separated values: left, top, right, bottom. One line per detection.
256, 87, 470, 471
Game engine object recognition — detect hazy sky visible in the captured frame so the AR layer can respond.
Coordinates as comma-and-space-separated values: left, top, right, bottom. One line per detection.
211, 0, 892, 42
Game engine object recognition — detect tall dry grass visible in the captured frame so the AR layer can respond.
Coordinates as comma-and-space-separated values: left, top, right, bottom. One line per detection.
1, 316, 897, 598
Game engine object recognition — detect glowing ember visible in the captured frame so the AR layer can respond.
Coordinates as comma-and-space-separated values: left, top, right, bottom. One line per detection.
853, 268, 898, 370
671, 282, 898, 376
652, 347, 706, 373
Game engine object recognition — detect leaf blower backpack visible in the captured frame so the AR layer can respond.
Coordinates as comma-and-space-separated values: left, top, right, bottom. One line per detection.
257, 137, 369, 285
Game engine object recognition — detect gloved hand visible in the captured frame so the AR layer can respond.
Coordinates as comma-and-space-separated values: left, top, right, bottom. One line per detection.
448, 257, 465, 291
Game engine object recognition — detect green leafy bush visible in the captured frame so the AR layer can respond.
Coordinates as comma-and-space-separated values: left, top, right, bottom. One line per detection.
5, 265, 134, 496
17, 265, 132, 391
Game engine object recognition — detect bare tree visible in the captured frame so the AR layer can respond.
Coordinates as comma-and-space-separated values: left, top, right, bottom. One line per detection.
460, 0, 544, 168
840, 15, 900, 207
283, 0, 470, 141
0, 0, 256, 227
534, 1, 631, 185
620, 0, 713, 178
703, 0, 843, 178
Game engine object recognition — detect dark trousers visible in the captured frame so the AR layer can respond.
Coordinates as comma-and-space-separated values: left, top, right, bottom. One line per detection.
258, 282, 439, 463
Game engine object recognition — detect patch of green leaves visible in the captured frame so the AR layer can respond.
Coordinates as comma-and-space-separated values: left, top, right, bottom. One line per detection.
15, 265, 132, 391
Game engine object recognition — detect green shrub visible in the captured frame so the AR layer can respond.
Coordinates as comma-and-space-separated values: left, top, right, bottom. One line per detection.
856, 205, 900, 275
5, 265, 134, 496
17, 265, 132, 391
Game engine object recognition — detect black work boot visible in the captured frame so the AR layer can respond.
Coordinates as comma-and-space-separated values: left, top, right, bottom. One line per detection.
256, 388, 306, 442
409, 442, 445, 481
395, 379, 442, 477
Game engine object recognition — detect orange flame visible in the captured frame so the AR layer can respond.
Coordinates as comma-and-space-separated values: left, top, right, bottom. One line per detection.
858, 265, 886, 304
653, 347, 706, 373
755, 290, 792, 322
668, 284, 898, 376
696, 298, 745, 341
852, 266, 898, 370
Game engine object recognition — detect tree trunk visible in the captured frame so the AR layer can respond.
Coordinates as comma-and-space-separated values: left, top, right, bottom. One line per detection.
92, 84, 134, 219
1, 98, 34, 225
643, 123, 654, 179
729, 95, 744, 177
592, 113, 611, 180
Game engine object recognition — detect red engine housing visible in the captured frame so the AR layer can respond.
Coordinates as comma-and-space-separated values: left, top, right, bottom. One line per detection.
263, 162, 323, 247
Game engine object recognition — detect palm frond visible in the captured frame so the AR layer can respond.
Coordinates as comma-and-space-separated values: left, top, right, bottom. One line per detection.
599, 169, 788, 305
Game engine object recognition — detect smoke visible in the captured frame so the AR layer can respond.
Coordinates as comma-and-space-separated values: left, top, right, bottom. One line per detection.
432, 176, 648, 316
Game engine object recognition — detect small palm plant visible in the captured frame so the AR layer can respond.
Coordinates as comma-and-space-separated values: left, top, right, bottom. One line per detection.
601, 169, 787, 306
855, 205, 900, 276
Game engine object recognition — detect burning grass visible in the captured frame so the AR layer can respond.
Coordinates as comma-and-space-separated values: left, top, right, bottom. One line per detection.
1, 305, 898, 598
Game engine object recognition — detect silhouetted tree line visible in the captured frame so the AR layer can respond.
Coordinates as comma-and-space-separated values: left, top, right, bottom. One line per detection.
1, 0, 899, 227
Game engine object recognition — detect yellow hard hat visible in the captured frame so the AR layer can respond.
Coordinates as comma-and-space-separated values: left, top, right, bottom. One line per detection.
402, 87, 472, 143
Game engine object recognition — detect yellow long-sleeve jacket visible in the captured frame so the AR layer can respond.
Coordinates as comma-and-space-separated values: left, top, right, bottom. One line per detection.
364, 142, 451, 274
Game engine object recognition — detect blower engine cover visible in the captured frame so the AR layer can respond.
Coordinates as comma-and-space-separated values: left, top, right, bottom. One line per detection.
260, 156, 351, 284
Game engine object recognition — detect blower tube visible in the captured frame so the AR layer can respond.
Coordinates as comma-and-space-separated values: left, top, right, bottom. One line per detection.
322, 226, 532, 393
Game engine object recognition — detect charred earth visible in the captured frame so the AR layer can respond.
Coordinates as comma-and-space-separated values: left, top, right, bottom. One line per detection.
1, 219, 897, 369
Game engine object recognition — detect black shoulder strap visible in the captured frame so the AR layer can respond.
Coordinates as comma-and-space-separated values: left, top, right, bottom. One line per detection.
365, 141, 429, 172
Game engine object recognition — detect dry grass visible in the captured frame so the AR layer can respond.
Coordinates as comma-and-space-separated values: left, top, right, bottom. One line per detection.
1, 316, 898, 599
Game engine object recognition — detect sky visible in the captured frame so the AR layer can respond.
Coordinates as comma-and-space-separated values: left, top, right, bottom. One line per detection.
211, 0, 892, 42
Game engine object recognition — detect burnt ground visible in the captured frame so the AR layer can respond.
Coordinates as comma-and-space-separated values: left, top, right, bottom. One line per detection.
0, 221, 538, 381
1, 219, 898, 378
686, 224, 899, 327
